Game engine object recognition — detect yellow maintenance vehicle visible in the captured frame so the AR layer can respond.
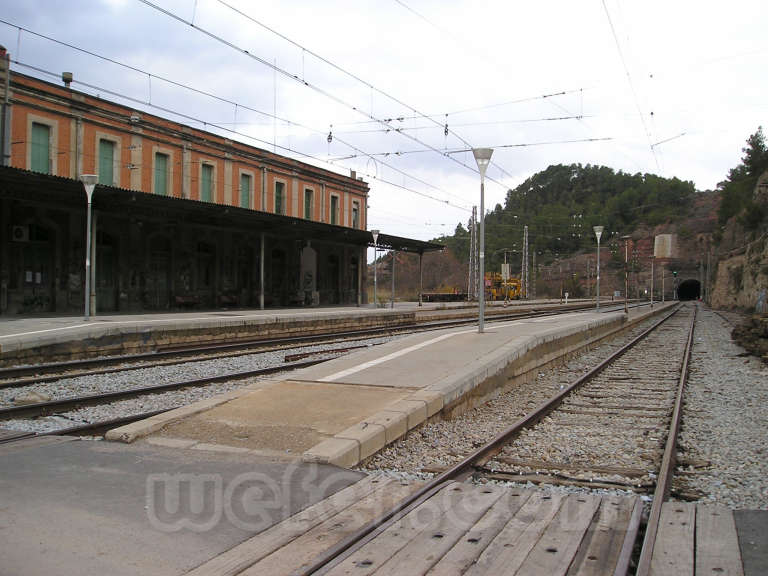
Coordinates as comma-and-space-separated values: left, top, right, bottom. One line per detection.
485, 272, 522, 301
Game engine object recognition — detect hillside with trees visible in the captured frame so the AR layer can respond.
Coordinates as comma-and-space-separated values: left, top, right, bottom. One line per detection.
436, 163, 697, 273
716, 126, 768, 236
371, 128, 767, 305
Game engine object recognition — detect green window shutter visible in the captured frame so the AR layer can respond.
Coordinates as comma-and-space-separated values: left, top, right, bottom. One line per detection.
352, 203, 359, 228
98, 140, 115, 185
330, 196, 339, 225
240, 173, 250, 208
31, 123, 50, 173
275, 181, 284, 214
304, 189, 312, 219
201, 164, 213, 202
154, 153, 168, 195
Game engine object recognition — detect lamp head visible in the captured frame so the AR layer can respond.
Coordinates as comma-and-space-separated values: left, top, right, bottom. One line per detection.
371, 229, 379, 245
80, 174, 98, 201
593, 225, 603, 242
472, 148, 493, 178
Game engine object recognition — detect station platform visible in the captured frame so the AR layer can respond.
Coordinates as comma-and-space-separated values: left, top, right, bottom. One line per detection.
0, 298, 590, 365
108, 303, 673, 468
0, 435, 364, 576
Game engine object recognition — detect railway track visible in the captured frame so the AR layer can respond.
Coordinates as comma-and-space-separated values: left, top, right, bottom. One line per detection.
477, 306, 694, 492
0, 409, 170, 445
0, 358, 325, 421
297, 303, 694, 575
0, 301, 641, 386
0, 302, 652, 443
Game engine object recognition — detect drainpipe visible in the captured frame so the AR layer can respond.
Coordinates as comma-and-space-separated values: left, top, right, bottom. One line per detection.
259, 231, 265, 310
261, 167, 267, 211
419, 251, 423, 307
1, 46, 11, 167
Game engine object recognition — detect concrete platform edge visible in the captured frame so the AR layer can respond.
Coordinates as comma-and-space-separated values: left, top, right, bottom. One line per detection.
302, 304, 676, 467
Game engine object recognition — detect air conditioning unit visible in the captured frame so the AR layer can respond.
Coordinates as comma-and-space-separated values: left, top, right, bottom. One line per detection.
12, 225, 29, 242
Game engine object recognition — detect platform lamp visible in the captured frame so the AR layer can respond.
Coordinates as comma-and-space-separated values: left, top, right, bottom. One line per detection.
593, 225, 603, 311
371, 229, 379, 308
473, 147, 493, 334
80, 174, 98, 321
621, 235, 630, 314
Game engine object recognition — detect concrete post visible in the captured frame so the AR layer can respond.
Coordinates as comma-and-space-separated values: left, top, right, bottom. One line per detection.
390, 250, 395, 309
259, 231, 265, 310
418, 251, 423, 307
90, 210, 97, 316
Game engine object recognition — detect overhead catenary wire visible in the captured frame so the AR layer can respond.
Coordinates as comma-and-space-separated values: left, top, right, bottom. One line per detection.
329, 136, 613, 161
334, 114, 591, 135
0, 20, 473, 211
386, 0, 645, 182
11, 57, 471, 213
139, 0, 514, 188
601, 0, 660, 172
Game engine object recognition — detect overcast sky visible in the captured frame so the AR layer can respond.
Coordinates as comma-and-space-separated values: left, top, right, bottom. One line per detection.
2, 0, 766, 245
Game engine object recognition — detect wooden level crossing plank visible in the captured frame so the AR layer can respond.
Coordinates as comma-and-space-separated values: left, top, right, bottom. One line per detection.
425, 489, 533, 576
322, 481, 468, 576
494, 456, 650, 477
239, 481, 417, 575
695, 505, 744, 576
463, 491, 567, 575
514, 493, 601, 576
562, 403, 669, 411
557, 409, 664, 418
649, 501, 695, 576
325, 483, 504, 576
566, 496, 639, 576
482, 472, 650, 492
186, 475, 398, 576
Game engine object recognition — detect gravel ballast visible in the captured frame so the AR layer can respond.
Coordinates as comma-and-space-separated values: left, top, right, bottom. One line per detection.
362, 305, 768, 509
675, 307, 768, 509
0, 336, 399, 433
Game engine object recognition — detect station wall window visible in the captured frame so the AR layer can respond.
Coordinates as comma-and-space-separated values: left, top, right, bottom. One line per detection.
240, 173, 252, 208
30, 122, 51, 174
304, 188, 313, 220
352, 201, 360, 229
154, 152, 169, 196
201, 163, 214, 202
330, 194, 339, 226
98, 139, 115, 185
275, 181, 286, 215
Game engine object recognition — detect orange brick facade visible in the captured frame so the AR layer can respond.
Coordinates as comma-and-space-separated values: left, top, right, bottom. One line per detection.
4, 60, 368, 228
0, 48, 375, 314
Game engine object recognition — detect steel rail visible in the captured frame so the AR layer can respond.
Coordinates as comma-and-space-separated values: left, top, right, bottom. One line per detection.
0, 302, 635, 386
297, 304, 682, 576
42, 408, 172, 437
0, 343, 368, 391
0, 408, 172, 445
0, 358, 326, 420
634, 304, 697, 576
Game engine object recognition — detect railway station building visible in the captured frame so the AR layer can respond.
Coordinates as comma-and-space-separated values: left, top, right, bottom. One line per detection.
0, 48, 439, 316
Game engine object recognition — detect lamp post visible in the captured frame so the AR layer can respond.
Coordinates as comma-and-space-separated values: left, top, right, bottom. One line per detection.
621, 235, 630, 314
390, 250, 395, 309
371, 229, 379, 308
80, 174, 98, 321
472, 148, 493, 333
593, 226, 603, 311
650, 256, 654, 308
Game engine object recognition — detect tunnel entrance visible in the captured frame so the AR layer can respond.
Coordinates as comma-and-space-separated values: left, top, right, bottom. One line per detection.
677, 279, 701, 300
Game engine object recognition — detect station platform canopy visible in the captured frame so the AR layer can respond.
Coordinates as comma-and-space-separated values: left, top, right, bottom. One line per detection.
369, 232, 444, 254
0, 166, 444, 254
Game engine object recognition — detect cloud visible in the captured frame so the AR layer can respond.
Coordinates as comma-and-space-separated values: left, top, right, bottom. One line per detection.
1, 0, 766, 241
